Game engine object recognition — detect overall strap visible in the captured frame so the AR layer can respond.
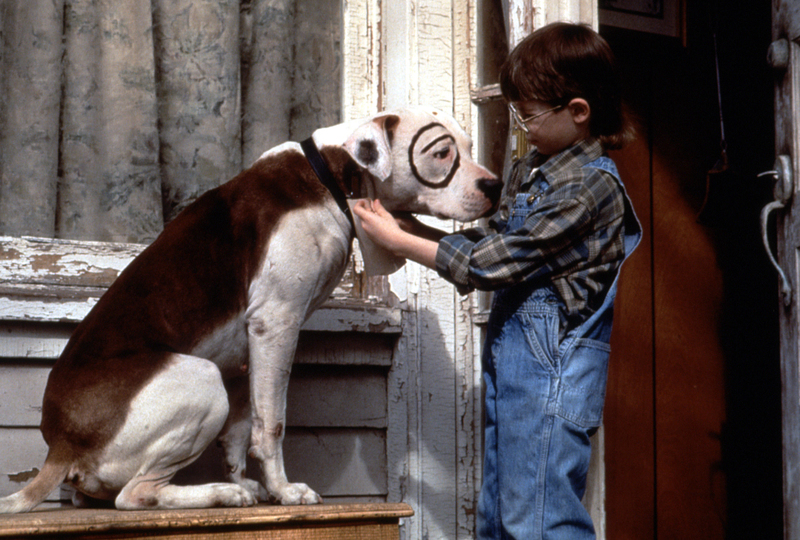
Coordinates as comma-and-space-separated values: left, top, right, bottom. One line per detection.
583, 156, 642, 262
563, 157, 643, 345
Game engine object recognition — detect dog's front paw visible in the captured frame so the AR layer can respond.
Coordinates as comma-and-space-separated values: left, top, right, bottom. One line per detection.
273, 482, 322, 505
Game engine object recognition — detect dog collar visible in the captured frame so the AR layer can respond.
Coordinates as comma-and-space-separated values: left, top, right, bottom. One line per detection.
301, 137, 354, 226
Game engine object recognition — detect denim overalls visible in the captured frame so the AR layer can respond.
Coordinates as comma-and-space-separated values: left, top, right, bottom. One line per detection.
477, 156, 642, 540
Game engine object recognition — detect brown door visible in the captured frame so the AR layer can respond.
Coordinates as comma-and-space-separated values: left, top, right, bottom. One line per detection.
601, 3, 781, 538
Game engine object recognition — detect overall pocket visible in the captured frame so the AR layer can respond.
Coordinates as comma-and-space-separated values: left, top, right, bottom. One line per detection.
555, 337, 611, 429
486, 286, 562, 377
517, 299, 561, 375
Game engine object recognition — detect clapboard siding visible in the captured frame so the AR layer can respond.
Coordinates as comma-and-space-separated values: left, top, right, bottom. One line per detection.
0, 362, 389, 430
0, 235, 403, 508
0, 324, 396, 366
0, 324, 397, 504
0, 428, 52, 501
0, 361, 49, 426
288, 365, 388, 428
1, 427, 389, 504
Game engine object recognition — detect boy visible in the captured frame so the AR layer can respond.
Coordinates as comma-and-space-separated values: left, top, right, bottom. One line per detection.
353, 22, 641, 540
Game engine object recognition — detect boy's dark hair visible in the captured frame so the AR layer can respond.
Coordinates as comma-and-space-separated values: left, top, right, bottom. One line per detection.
500, 22, 633, 149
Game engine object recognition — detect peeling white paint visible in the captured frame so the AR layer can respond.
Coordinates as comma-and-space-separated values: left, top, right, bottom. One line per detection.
0, 236, 142, 288
0, 297, 99, 323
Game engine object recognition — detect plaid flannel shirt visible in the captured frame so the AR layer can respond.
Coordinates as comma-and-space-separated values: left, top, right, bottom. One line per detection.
435, 138, 627, 320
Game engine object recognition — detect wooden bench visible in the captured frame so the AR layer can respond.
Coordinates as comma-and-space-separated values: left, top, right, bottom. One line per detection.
0, 503, 413, 539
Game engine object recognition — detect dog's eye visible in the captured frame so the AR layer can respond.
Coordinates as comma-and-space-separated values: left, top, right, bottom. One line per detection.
433, 147, 451, 160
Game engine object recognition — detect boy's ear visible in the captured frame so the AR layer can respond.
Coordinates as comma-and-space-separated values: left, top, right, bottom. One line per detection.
568, 98, 591, 125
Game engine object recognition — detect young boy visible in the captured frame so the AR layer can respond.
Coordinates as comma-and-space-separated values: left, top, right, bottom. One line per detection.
353, 22, 641, 540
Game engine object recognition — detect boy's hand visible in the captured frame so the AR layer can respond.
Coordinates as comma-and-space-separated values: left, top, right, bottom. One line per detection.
352, 199, 405, 253
352, 199, 441, 270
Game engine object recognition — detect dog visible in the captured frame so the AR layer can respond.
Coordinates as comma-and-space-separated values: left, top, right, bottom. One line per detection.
0, 107, 501, 512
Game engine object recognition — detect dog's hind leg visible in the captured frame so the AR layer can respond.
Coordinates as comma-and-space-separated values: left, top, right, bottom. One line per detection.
102, 354, 255, 510
218, 376, 267, 501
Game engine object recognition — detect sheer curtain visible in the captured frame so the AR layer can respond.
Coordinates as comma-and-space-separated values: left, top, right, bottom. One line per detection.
0, 0, 341, 243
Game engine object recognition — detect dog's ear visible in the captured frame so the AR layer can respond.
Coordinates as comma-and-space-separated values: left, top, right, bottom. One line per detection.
344, 114, 400, 181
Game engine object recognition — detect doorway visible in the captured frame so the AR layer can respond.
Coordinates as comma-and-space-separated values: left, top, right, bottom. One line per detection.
602, 2, 781, 538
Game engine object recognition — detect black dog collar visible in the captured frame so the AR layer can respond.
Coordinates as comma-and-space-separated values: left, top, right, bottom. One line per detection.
301, 137, 354, 226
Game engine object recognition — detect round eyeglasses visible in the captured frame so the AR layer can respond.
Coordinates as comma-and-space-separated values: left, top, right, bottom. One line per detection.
508, 102, 564, 133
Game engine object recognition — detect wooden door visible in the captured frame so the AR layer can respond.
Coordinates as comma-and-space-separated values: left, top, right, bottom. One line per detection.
603, 3, 779, 538
770, 3, 800, 537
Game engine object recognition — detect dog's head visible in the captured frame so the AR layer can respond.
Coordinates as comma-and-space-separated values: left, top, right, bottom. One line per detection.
342, 107, 501, 221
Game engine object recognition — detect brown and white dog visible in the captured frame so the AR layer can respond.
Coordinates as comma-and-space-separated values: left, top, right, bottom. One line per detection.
0, 107, 500, 512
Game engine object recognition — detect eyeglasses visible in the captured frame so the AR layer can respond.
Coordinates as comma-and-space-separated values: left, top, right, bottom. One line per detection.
508, 102, 564, 133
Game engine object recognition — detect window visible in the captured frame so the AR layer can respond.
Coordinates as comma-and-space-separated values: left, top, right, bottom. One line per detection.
0, 1, 343, 236
0, 0, 398, 300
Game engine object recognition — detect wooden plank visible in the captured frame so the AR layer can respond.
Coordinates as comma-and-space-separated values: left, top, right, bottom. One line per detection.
0, 324, 396, 366
411, 2, 463, 535
0, 323, 73, 359
2, 427, 387, 500
0, 503, 413, 539
0, 363, 49, 426
0, 296, 99, 325
0, 363, 388, 429
0, 428, 60, 502
300, 306, 402, 335
295, 333, 394, 367
469, 83, 502, 104
342, 0, 380, 120
26, 523, 401, 540
453, 2, 481, 537
0, 236, 142, 289
0, 295, 403, 333
774, 9, 800, 540
288, 366, 387, 428
284, 429, 387, 497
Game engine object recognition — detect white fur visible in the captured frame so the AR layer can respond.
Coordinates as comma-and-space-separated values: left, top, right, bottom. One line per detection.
75, 355, 255, 509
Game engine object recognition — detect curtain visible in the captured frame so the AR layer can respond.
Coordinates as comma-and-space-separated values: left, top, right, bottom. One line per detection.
0, 0, 342, 243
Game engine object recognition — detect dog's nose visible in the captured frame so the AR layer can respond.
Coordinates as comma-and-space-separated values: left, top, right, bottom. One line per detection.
478, 177, 503, 205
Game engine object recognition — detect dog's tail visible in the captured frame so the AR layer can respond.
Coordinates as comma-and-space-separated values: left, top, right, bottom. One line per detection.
0, 450, 70, 513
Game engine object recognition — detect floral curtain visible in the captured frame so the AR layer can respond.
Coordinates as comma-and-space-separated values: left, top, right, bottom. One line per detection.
0, 0, 342, 243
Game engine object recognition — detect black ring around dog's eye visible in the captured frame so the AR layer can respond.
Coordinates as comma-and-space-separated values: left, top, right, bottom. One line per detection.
409, 123, 461, 188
